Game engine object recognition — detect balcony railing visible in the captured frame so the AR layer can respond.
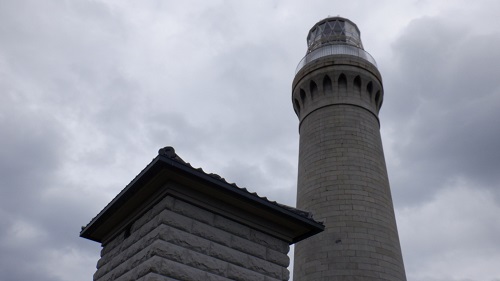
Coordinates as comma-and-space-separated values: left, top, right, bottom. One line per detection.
295, 44, 377, 74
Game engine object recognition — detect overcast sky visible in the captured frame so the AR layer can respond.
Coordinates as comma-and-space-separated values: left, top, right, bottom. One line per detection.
1, 1, 500, 281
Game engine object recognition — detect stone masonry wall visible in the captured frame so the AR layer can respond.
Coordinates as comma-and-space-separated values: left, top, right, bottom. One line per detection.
292, 56, 406, 281
93, 194, 291, 281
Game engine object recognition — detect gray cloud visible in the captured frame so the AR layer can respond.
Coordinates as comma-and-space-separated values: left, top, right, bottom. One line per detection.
383, 13, 500, 281
383, 16, 500, 206
1, 1, 500, 281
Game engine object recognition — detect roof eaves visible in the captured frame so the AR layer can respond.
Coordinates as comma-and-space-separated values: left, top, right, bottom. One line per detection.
80, 146, 324, 240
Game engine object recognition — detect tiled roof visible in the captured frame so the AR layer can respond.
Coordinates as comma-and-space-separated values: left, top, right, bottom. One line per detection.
158, 146, 318, 221
81, 146, 323, 239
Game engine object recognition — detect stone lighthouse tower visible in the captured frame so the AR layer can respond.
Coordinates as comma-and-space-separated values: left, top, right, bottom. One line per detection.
292, 17, 407, 280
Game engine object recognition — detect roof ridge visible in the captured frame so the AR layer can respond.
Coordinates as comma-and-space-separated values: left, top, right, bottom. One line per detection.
157, 146, 322, 224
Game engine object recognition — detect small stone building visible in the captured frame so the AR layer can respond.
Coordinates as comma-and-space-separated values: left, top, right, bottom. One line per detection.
80, 146, 324, 281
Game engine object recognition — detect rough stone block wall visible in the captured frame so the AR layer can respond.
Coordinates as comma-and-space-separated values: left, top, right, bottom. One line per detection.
292, 57, 406, 281
295, 104, 405, 280
93, 194, 291, 281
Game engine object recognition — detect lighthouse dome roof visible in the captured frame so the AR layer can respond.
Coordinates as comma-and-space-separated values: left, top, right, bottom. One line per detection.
307, 16, 363, 52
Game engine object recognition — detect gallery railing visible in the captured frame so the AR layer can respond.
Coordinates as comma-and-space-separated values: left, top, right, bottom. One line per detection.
296, 44, 377, 74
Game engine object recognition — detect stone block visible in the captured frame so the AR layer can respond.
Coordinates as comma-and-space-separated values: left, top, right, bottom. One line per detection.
172, 198, 215, 225
209, 241, 248, 267
150, 196, 175, 217
266, 248, 290, 267
214, 214, 251, 239
231, 234, 266, 259
247, 254, 283, 279
158, 209, 193, 232
163, 226, 210, 255
191, 220, 232, 246
157, 258, 208, 281
249, 230, 289, 253
136, 272, 177, 281
226, 263, 265, 281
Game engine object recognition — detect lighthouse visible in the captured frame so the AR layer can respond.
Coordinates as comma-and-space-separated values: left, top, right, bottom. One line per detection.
292, 17, 407, 281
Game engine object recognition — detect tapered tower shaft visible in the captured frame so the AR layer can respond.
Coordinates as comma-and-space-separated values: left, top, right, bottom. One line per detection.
292, 17, 406, 281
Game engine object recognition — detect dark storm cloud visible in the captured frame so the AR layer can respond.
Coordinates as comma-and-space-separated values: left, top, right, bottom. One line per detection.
0, 98, 65, 281
0, 1, 133, 280
2, 1, 500, 281
127, 2, 303, 206
0, 92, 102, 281
382, 13, 500, 281
383, 16, 500, 206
